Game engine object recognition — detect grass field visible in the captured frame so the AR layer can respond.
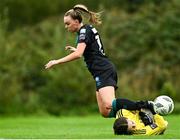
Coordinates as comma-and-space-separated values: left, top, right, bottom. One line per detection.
0, 114, 180, 139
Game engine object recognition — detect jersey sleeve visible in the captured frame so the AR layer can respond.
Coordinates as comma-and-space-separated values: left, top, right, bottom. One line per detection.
77, 28, 90, 45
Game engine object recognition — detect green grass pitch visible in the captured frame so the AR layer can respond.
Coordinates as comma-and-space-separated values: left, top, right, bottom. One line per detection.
0, 115, 179, 139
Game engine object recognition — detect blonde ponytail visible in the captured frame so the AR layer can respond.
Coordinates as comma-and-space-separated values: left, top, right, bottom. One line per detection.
89, 11, 102, 25
73, 4, 102, 25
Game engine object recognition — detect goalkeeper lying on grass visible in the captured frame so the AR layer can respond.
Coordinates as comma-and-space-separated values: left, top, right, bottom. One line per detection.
113, 108, 168, 135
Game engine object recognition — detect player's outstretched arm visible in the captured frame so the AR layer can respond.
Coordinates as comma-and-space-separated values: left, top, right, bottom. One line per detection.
45, 43, 86, 69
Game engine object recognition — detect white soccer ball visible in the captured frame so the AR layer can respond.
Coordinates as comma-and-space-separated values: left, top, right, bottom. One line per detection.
154, 95, 174, 116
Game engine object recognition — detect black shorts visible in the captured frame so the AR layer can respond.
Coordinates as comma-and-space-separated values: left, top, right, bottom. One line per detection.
93, 67, 118, 91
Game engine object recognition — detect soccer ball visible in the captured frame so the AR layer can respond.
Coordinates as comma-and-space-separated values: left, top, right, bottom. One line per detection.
154, 95, 174, 116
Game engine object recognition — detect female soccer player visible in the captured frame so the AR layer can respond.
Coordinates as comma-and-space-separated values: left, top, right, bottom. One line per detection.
45, 4, 154, 117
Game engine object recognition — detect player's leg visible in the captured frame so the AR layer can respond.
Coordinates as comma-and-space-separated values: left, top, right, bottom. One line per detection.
96, 87, 155, 117
96, 86, 115, 117
96, 86, 147, 117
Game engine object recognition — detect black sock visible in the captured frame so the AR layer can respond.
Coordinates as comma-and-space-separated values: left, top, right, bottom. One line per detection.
116, 98, 140, 112
109, 98, 155, 118
116, 99, 156, 114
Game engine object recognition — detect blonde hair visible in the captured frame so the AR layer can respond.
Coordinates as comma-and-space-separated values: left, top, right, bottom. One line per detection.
64, 4, 102, 25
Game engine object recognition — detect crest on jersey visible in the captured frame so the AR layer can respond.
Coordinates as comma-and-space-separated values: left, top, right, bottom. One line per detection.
150, 123, 157, 129
95, 76, 101, 86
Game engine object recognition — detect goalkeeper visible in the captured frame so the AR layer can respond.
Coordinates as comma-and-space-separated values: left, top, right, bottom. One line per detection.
113, 108, 168, 135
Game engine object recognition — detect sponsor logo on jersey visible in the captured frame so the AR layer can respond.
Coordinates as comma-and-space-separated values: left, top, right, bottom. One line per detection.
80, 28, 86, 34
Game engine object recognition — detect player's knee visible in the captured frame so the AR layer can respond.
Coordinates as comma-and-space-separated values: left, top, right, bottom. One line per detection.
99, 104, 112, 117
100, 110, 109, 117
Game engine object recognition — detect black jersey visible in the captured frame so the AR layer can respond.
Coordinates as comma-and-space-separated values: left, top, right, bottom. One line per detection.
77, 24, 114, 77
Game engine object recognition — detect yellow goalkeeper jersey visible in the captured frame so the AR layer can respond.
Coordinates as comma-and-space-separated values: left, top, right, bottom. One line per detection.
116, 109, 168, 135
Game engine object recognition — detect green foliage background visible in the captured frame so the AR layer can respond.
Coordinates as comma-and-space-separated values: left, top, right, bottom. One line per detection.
0, 0, 179, 115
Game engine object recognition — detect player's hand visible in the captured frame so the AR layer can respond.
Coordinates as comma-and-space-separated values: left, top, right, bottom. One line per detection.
65, 46, 77, 52
45, 60, 58, 69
